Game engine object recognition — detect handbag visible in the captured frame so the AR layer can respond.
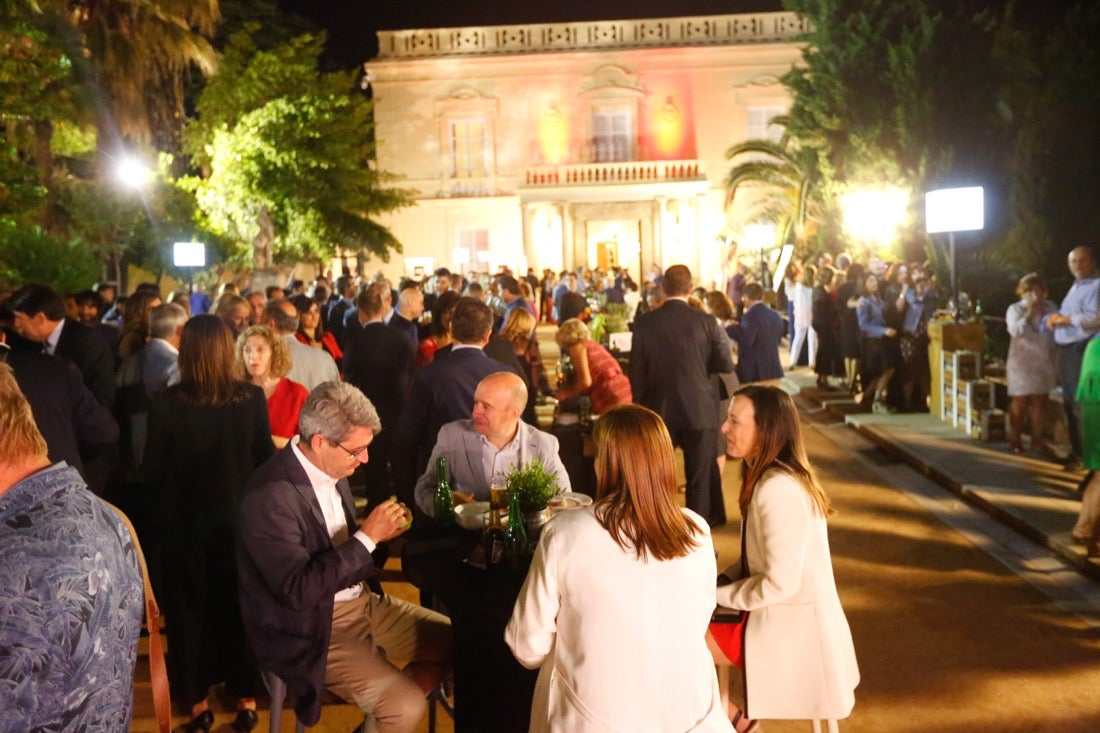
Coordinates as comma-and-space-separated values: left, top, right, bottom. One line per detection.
709, 524, 749, 668
108, 503, 172, 733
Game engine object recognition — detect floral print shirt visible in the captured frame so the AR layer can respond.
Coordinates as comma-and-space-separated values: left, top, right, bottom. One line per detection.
0, 463, 143, 732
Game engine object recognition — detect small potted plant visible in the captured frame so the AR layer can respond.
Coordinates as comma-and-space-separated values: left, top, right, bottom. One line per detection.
505, 458, 562, 535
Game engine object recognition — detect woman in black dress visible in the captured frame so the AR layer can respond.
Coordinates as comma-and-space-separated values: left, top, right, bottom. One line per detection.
812, 266, 845, 388
144, 315, 275, 732
836, 262, 866, 392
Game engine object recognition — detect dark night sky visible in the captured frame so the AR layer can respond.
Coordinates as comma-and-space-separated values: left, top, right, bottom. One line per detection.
279, 0, 785, 68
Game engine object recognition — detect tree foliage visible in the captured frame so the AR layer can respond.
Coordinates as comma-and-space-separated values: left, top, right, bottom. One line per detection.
184, 30, 412, 266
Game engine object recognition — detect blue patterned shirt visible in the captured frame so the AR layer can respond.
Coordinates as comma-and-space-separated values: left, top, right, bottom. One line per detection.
0, 464, 143, 732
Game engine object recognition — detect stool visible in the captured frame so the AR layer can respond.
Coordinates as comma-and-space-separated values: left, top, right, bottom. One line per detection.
264, 673, 368, 733
265, 673, 451, 732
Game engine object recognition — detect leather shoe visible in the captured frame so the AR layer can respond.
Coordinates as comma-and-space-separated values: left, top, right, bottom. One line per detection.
182, 709, 215, 733
231, 709, 259, 732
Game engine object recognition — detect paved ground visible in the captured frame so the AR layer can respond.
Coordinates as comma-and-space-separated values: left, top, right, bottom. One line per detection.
129, 332, 1100, 731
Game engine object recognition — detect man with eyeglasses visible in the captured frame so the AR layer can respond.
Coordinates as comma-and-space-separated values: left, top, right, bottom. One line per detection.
237, 380, 451, 731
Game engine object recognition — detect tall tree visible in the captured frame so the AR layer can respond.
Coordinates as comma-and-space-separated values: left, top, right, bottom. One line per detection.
183, 30, 412, 267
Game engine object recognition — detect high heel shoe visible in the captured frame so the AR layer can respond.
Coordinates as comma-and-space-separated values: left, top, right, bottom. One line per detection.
182, 709, 214, 733
231, 708, 259, 732
731, 709, 762, 732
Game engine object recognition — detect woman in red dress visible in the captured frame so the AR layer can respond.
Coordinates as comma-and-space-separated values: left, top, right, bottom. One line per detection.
237, 325, 308, 448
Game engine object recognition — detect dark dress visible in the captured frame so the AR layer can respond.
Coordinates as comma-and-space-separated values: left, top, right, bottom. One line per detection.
836, 282, 862, 360
812, 287, 844, 378
143, 382, 275, 708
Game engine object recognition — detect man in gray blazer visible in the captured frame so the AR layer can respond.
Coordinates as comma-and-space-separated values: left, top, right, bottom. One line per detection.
414, 372, 570, 516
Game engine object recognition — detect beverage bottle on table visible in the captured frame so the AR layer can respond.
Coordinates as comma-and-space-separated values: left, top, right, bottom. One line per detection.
482, 503, 507, 566
433, 456, 455, 526
503, 490, 528, 568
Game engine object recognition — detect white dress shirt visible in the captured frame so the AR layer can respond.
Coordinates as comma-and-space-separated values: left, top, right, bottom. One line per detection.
290, 438, 374, 602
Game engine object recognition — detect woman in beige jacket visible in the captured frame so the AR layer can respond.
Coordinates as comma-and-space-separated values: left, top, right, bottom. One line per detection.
713, 384, 859, 728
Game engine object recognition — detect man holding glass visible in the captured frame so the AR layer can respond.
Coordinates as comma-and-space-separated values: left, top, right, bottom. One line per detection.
413, 371, 570, 517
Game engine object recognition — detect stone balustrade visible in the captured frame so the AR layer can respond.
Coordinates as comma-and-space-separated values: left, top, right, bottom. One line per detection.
522, 160, 704, 187
377, 12, 806, 59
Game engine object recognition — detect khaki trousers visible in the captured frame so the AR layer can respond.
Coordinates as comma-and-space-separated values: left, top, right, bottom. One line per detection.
325, 592, 451, 733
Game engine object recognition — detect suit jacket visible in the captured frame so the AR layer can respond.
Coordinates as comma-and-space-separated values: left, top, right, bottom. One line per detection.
629, 300, 735, 430
55, 318, 117, 409
142, 339, 180, 397
343, 322, 414, 430
236, 446, 377, 726
396, 347, 512, 457
326, 298, 353, 348
506, 508, 729, 732
716, 470, 859, 720
388, 312, 419, 351
0, 345, 118, 475
413, 419, 571, 515
726, 302, 785, 383
282, 334, 340, 391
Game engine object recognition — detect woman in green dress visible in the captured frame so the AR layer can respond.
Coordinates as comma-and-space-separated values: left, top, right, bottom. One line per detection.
1072, 335, 1100, 556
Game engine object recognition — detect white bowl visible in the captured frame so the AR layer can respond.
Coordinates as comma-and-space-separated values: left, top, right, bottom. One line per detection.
454, 501, 491, 530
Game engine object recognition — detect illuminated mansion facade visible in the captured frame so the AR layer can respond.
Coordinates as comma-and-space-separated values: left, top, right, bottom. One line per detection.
363, 11, 805, 288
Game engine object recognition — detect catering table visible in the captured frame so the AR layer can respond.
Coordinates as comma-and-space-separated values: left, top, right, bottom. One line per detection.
401, 526, 538, 733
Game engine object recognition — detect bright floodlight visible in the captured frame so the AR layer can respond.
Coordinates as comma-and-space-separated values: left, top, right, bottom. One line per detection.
925, 186, 984, 233
840, 187, 909, 245
115, 156, 151, 188
173, 242, 205, 268
743, 223, 775, 251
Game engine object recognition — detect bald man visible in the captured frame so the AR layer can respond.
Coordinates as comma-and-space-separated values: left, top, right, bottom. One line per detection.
414, 372, 570, 517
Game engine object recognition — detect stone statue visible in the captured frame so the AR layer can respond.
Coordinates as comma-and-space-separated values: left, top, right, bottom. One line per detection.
252, 206, 275, 269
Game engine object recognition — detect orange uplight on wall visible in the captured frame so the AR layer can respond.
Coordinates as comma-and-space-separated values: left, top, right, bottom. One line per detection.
654, 96, 684, 157
538, 104, 569, 165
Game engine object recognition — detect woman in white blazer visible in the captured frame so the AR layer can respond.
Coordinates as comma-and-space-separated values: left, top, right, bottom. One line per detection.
713, 384, 859, 727
506, 404, 733, 733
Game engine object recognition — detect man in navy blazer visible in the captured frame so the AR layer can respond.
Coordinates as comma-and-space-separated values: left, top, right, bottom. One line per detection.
395, 297, 511, 489
6, 283, 116, 409
630, 265, 735, 526
237, 382, 450, 729
727, 282, 786, 384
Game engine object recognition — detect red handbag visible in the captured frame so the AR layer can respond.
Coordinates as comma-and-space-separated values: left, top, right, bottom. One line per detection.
709, 526, 749, 668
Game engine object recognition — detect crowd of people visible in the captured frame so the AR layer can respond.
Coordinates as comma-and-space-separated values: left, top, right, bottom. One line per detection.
0, 255, 937, 732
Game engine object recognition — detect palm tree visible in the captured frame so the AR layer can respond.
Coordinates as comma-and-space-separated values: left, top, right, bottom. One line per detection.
723, 122, 822, 249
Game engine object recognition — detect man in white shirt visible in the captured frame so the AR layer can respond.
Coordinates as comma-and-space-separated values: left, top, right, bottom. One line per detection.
237, 381, 451, 730
262, 298, 340, 390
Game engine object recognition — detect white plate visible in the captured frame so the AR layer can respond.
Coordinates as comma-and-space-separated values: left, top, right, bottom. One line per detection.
549, 492, 594, 513
454, 501, 491, 530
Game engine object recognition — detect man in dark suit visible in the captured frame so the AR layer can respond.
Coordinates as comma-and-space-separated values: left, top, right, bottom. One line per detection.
630, 264, 735, 526
728, 282, 785, 383
6, 283, 116, 409
325, 275, 357, 349
237, 382, 450, 730
395, 297, 507, 490
390, 283, 424, 350
0, 330, 118, 482
343, 283, 415, 504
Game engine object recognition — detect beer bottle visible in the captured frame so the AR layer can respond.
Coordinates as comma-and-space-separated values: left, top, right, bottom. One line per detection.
503, 490, 528, 568
482, 502, 507, 566
433, 456, 455, 525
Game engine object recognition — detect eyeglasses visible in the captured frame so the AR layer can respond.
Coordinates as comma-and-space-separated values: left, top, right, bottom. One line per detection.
329, 438, 369, 461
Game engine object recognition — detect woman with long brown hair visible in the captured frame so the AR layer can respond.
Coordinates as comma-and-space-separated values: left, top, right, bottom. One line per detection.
143, 315, 275, 732
710, 385, 859, 731
507, 404, 731, 732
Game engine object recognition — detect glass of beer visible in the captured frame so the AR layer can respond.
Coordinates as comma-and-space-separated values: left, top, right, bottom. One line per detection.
490, 477, 508, 515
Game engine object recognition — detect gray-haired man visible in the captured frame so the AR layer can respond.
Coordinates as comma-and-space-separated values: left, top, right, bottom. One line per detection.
237, 381, 451, 731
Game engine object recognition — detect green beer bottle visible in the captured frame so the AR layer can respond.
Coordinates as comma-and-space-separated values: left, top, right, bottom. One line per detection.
433, 456, 455, 526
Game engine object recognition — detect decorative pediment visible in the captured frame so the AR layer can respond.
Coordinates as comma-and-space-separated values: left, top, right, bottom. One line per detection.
579, 65, 646, 96
442, 85, 491, 101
